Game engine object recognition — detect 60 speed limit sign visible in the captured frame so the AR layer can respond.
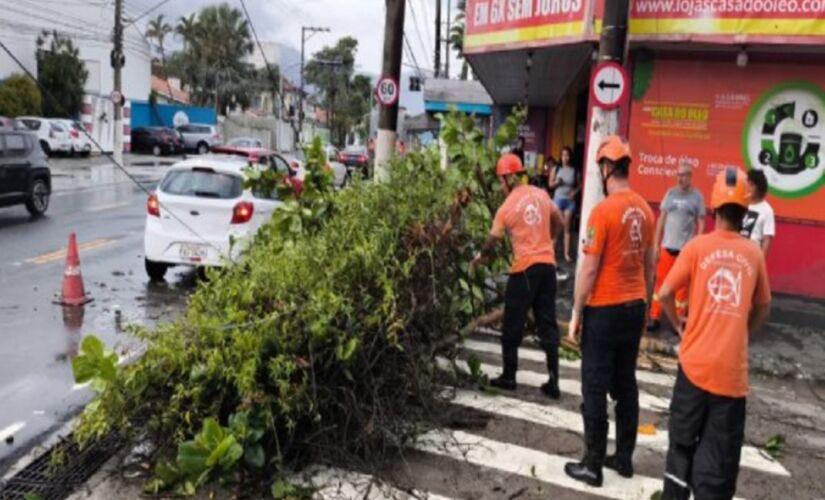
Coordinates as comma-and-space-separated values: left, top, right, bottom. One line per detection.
375, 76, 399, 107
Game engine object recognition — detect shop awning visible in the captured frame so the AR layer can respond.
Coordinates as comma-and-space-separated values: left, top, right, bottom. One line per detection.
423, 79, 494, 115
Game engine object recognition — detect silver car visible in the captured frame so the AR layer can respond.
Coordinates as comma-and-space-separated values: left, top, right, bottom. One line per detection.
176, 123, 221, 155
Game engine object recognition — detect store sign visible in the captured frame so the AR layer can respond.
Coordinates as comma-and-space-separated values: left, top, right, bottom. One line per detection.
630, 58, 825, 223
592, 0, 825, 42
464, 0, 589, 54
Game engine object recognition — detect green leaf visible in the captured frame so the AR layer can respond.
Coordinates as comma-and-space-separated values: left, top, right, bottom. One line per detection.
176, 441, 209, 478
205, 435, 235, 468
337, 337, 360, 362
219, 440, 243, 470
244, 443, 265, 468
199, 418, 225, 450
271, 479, 298, 499
71, 335, 118, 389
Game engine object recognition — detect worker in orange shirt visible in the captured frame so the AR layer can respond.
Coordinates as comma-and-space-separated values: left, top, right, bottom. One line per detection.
472, 153, 565, 398
659, 168, 771, 500
565, 136, 656, 487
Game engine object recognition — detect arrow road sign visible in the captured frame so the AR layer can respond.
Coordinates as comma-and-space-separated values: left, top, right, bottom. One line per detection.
591, 62, 629, 110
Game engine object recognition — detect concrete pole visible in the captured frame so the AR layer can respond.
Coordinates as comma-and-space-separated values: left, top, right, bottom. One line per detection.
575, 0, 630, 272
434, 0, 442, 79
375, 0, 406, 182
112, 0, 123, 166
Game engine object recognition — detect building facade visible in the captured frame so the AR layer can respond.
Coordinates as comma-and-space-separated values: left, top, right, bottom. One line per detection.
464, 0, 825, 298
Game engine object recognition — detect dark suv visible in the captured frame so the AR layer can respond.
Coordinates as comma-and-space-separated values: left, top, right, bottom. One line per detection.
0, 129, 51, 216
131, 127, 184, 156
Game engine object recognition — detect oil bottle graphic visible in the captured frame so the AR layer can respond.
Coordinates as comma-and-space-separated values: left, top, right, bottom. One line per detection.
759, 101, 820, 175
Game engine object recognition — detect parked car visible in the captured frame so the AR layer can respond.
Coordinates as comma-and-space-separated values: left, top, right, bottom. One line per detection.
212, 146, 304, 196
1, 116, 21, 129
289, 147, 347, 189
338, 145, 370, 179
176, 123, 221, 155
131, 127, 184, 156
143, 156, 283, 280
16, 117, 72, 156
220, 137, 263, 149
0, 129, 51, 216
56, 119, 93, 157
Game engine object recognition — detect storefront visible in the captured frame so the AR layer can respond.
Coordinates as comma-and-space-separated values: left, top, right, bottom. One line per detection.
465, 0, 825, 298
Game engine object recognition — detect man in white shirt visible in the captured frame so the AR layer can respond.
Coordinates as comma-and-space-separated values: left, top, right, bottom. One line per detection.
741, 170, 776, 257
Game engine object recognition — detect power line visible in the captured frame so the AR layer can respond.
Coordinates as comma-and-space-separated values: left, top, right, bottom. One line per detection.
419, 0, 434, 56
124, 0, 172, 26
237, 0, 286, 120
407, 0, 431, 72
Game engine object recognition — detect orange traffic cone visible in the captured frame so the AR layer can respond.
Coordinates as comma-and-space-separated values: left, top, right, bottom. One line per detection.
58, 233, 92, 306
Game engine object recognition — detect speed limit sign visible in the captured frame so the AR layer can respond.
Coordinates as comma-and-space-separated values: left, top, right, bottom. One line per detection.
375, 76, 399, 107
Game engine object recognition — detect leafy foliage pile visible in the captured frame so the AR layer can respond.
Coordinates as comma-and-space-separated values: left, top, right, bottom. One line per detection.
72, 111, 524, 496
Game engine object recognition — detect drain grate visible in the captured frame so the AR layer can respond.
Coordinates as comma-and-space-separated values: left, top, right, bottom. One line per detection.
0, 432, 121, 500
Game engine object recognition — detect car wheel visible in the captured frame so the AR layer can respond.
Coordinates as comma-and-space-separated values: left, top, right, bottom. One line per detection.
197, 142, 209, 155
145, 259, 168, 282
40, 140, 51, 156
152, 144, 162, 156
25, 178, 50, 216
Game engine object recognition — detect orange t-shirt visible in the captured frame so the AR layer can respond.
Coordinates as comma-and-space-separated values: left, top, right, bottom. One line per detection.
582, 190, 655, 306
491, 184, 557, 274
663, 230, 771, 397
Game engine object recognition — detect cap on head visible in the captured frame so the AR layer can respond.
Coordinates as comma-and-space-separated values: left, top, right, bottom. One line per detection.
596, 135, 632, 164
711, 167, 749, 209
496, 153, 525, 177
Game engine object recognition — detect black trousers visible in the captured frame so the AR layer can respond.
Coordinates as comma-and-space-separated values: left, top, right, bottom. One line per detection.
501, 263, 559, 381
663, 368, 746, 500
580, 300, 646, 466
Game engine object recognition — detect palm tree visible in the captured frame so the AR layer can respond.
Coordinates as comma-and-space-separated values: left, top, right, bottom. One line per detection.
146, 14, 174, 101
175, 13, 197, 52
450, 0, 470, 80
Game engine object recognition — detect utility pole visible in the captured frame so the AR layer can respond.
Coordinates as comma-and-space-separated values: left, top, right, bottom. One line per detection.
576, 0, 630, 269
300, 26, 330, 146
375, 0, 406, 181
444, 0, 451, 79
112, 0, 124, 165
434, 0, 441, 78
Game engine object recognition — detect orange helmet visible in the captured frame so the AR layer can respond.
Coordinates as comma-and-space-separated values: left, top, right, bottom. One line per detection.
711, 167, 749, 209
596, 135, 632, 163
496, 153, 525, 177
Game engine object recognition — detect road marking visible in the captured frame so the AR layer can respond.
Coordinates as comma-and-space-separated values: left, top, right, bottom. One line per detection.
0, 421, 26, 442
85, 201, 132, 213
450, 389, 789, 477
298, 466, 456, 500
438, 358, 671, 412
25, 238, 116, 265
415, 428, 665, 500
463, 338, 676, 388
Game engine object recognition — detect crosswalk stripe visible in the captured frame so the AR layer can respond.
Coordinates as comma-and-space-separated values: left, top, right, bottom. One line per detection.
462, 338, 676, 388
450, 389, 789, 477
439, 357, 671, 412
297, 466, 456, 500
415, 428, 664, 500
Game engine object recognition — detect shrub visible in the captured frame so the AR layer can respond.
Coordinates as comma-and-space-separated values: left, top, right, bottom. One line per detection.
72, 112, 524, 496
0, 74, 42, 118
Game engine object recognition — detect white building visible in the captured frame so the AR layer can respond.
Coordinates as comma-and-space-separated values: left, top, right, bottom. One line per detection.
0, 0, 152, 151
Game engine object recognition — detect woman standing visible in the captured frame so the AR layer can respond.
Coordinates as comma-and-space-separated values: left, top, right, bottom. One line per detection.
548, 147, 581, 262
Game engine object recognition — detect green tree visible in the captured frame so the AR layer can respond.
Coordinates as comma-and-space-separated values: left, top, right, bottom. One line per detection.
305, 37, 371, 147
36, 31, 88, 117
0, 74, 42, 117
450, 0, 470, 81
147, 14, 175, 101
175, 13, 197, 52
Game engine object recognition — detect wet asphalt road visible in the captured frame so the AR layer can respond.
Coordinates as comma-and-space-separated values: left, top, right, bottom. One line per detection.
0, 174, 193, 472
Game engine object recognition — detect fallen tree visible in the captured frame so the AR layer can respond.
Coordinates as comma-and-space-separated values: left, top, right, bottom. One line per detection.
70, 110, 525, 496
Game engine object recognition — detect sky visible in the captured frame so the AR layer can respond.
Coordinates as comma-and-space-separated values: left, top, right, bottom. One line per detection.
129, 0, 462, 81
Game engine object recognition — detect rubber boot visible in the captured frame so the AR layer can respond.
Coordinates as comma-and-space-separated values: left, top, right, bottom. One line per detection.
564, 418, 606, 487
490, 345, 517, 390
540, 349, 560, 399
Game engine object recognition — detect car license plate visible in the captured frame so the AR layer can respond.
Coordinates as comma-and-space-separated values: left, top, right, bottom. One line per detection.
179, 243, 208, 261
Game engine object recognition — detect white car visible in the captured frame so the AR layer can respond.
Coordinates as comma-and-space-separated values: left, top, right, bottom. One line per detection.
16, 117, 72, 156
57, 119, 93, 157
144, 156, 283, 281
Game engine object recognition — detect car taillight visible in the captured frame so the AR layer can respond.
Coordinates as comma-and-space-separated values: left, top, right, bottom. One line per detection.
231, 201, 254, 224
147, 193, 160, 217
338, 152, 346, 161
290, 161, 299, 169
70, 129, 79, 138
359, 155, 367, 162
